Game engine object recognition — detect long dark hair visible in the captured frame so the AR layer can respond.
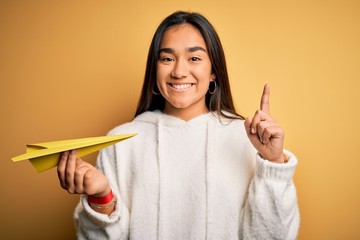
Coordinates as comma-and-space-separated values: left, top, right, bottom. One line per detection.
134, 11, 244, 120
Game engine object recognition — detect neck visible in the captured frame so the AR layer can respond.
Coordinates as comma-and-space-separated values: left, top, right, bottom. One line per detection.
163, 105, 209, 121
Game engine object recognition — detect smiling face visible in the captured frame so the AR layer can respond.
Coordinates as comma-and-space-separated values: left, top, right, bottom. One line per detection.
156, 24, 215, 121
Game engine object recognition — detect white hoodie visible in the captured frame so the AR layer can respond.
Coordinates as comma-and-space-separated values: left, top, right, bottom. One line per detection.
74, 111, 300, 240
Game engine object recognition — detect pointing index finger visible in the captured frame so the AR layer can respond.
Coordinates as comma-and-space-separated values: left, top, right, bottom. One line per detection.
260, 84, 270, 114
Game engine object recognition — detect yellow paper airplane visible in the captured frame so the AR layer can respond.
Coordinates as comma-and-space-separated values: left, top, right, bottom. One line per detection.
12, 134, 136, 173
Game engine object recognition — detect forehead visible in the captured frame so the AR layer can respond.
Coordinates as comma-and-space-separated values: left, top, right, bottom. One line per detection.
160, 24, 207, 49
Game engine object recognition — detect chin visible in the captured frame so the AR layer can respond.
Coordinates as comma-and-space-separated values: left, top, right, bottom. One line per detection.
169, 104, 190, 109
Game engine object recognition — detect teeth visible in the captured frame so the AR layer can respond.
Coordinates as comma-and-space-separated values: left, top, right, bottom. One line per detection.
171, 83, 193, 89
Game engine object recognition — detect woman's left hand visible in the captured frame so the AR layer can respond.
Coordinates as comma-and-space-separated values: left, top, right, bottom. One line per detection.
244, 84, 285, 163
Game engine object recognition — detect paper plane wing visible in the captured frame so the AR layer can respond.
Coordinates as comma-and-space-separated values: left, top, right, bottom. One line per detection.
12, 134, 136, 173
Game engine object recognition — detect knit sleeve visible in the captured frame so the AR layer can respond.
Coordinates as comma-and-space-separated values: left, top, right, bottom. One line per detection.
73, 143, 130, 240
240, 150, 300, 240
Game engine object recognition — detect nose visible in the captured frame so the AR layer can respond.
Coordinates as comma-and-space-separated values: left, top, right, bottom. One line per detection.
171, 58, 188, 79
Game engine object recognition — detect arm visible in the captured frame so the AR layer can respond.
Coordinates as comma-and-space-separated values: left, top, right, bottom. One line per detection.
57, 146, 130, 239
58, 150, 115, 215
240, 151, 300, 239
241, 84, 300, 238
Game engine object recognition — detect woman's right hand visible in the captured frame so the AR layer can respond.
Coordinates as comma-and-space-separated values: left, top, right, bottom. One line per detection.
57, 150, 110, 197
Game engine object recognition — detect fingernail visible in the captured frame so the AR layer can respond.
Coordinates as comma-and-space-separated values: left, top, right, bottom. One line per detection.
251, 128, 255, 134
71, 150, 76, 155
63, 151, 69, 156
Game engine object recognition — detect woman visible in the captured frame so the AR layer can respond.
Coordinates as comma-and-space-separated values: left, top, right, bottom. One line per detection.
58, 11, 299, 239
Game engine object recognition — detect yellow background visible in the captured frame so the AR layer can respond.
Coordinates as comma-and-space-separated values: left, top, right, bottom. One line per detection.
1, 1, 359, 239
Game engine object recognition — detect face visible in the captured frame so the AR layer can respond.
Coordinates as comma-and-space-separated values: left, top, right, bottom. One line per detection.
156, 24, 215, 120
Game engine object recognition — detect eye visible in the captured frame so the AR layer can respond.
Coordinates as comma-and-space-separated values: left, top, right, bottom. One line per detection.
190, 57, 201, 61
160, 57, 174, 62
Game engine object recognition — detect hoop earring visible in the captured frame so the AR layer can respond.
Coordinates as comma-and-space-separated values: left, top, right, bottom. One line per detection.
208, 81, 217, 95
152, 86, 160, 95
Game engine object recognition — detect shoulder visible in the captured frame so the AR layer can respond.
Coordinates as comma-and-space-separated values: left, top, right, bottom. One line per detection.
107, 111, 161, 136
210, 111, 252, 145
211, 111, 245, 129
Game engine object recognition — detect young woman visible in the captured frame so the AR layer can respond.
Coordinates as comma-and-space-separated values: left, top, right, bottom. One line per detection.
57, 11, 299, 239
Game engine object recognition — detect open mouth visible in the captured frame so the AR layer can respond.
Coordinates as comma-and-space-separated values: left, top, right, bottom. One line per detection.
169, 83, 194, 90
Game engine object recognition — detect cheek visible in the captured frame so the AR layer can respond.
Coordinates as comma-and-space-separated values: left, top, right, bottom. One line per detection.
194, 61, 212, 77
156, 65, 168, 82
195, 68, 213, 82
155, 68, 168, 94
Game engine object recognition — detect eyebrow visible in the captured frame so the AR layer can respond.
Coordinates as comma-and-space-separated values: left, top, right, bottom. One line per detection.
159, 46, 207, 54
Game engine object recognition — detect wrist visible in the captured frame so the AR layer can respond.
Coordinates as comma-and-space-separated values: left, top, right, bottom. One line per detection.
88, 189, 114, 205
87, 187, 117, 215
91, 184, 111, 198
271, 153, 289, 163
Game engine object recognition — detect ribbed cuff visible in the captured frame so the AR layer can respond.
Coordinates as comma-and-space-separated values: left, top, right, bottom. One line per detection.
256, 150, 298, 181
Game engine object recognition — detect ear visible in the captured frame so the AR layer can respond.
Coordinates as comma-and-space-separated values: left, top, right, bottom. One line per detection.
210, 73, 216, 81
